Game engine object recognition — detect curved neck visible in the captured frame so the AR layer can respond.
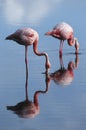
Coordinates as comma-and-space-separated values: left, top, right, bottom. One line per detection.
34, 91, 39, 106
33, 39, 50, 69
34, 89, 48, 106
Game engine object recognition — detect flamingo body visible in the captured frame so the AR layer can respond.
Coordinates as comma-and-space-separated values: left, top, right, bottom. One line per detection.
45, 22, 79, 55
50, 59, 75, 86
7, 100, 39, 118
50, 66, 74, 86
6, 28, 39, 46
53, 22, 73, 40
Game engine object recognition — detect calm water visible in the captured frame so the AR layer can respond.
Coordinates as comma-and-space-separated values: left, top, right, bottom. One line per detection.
0, 0, 86, 130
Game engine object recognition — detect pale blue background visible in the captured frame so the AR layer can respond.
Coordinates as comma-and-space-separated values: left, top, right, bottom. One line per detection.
0, 0, 86, 130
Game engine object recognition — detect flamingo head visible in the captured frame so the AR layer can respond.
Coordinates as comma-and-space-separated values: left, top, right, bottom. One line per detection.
68, 37, 79, 54
68, 61, 75, 70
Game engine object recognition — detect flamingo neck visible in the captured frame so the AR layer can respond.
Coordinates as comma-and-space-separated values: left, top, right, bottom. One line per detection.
33, 40, 51, 69
34, 91, 39, 106
34, 90, 48, 106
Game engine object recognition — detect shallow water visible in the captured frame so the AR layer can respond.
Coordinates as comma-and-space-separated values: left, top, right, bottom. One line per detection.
0, 0, 86, 130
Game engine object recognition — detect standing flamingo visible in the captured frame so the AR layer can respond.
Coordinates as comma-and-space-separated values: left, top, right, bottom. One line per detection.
45, 22, 79, 55
5, 28, 51, 72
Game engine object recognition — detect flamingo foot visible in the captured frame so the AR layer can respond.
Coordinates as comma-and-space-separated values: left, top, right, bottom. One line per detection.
75, 50, 79, 55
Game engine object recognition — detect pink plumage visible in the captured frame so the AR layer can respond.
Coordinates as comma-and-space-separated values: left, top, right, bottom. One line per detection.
6, 28, 39, 46
6, 28, 51, 71
53, 22, 73, 40
45, 22, 79, 55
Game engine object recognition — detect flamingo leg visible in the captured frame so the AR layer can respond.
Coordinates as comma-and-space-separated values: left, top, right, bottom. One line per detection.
59, 40, 64, 57
25, 46, 28, 100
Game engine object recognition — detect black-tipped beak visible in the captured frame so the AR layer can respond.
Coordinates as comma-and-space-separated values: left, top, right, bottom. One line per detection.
45, 31, 52, 35
45, 32, 48, 35
5, 34, 14, 40
5, 36, 9, 40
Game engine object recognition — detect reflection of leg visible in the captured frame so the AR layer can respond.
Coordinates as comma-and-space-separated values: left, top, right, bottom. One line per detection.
75, 53, 79, 68
25, 46, 28, 100
59, 40, 64, 57
59, 54, 64, 69
45, 72, 50, 92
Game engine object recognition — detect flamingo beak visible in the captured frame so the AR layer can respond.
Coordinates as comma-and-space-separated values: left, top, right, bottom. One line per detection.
74, 38, 79, 54
45, 31, 52, 35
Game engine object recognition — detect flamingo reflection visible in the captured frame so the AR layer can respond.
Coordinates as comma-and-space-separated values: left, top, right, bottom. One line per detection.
49, 54, 79, 86
6, 54, 79, 118
6, 67, 50, 118
6, 74, 49, 118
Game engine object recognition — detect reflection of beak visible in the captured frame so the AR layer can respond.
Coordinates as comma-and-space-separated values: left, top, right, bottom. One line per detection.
68, 61, 75, 70
75, 38, 79, 54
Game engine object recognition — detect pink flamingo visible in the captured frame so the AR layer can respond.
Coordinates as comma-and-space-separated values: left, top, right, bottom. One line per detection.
45, 22, 79, 56
5, 28, 51, 72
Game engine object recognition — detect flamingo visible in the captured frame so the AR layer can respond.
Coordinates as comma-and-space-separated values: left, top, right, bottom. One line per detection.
7, 63, 49, 118
6, 48, 50, 118
7, 89, 48, 118
5, 28, 51, 72
45, 22, 79, 56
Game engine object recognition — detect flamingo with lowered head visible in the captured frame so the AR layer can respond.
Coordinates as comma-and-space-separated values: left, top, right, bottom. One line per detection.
45, 22, 79, 56
5, 28, 51, 71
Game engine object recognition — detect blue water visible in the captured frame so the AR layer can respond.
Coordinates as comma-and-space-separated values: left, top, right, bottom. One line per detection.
0, 0, 86, 130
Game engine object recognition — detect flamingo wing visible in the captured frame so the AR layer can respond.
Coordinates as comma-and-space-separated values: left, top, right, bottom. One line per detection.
53, 22, 74, 40
6, 28, 38, 46
21, 28, 39, 45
